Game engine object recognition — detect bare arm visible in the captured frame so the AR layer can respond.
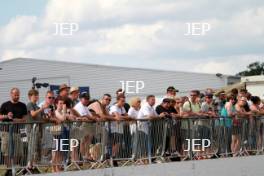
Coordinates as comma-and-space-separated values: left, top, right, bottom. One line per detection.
226, 103, 235, 117
13, 115, 27, 123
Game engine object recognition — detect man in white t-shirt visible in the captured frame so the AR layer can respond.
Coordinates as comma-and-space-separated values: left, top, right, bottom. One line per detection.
109, 95, 128, 134
74, 93, 94, 119
137, 95, 166, 134
73, 93, 97, 161
136, 95, 166, 159
109, 94, 130, 158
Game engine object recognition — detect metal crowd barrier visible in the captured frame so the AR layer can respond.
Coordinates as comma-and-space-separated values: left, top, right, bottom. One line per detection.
0, 116, 263, 175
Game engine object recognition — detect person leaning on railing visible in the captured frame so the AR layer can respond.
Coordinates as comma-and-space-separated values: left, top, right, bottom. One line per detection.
199, 93, 217, 159
88, 94, 114, 121
232, 96, 252, 157
0, 88, 27, 169
250, 96, 264, 152
136, 95, 166, 162
127, 97, 141, 160
109, 94, 132, 164
182, 90, 202, 116
87, 93, 114, 161
115, 89, 130, 113
50, 96, 78, 172
220, 94, 236, 156
174, 97, 187, 155
181, 90, 202, 157
250, 96, 264, 115
51, 96, 68, 172
73, 93, 98, 163
155, 98, 181, 157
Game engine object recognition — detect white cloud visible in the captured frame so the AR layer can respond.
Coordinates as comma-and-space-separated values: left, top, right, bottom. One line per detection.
193, 55, 262, 75
0, 0, 264, 75
1, 49, 28, 60
42, 0, 192, 25
95, 23, 164, 54
0, 16, 37, 45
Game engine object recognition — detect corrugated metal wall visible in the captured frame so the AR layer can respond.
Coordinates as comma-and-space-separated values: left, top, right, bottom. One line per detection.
0, 58, 228, 104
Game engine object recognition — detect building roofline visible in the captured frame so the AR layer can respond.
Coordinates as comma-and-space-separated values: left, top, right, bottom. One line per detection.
0, 57, 237, 77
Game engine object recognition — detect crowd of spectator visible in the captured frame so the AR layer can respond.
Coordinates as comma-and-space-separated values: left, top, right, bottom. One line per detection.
0, 84, 264, 174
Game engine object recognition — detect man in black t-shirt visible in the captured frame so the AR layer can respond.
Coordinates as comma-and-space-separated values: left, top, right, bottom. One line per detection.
155, 98, 171, 116
156, 98, 180, 155
0, 88, 27, 166
0, 87, 27, 122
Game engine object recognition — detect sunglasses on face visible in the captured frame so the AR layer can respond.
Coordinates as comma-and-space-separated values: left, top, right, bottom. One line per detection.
48, 97, 55, 99
105, 98, 111, 101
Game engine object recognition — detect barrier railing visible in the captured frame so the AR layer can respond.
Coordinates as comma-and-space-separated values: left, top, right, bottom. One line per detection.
0, 115, 263, 175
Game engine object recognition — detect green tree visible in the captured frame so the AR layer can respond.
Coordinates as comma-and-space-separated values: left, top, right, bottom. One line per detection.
237, 61, 264, 76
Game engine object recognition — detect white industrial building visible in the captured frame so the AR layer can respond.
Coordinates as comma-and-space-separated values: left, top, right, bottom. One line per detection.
0, 58, 240, 104
241, 75, 264, 100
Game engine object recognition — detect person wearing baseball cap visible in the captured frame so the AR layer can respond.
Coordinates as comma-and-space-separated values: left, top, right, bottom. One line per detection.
164, 86, 179, 100
73, 92, 98, 161
74, 92, 96, 121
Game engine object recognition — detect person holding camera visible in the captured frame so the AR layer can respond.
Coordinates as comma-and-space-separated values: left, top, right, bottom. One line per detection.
38, 91, 57, 164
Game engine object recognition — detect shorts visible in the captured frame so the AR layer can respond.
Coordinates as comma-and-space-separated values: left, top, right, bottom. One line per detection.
70, 126, 82, 140
0, 132, 9, 155
42, 126, 54, 149
195, 125, 211, 141
180, 129, 190, 145
111, 133, 123, 145
232, 125, 241, 135
79, 122, 96, 139
0, 131, 23, 157
27, 124, 42, 161
171, 120, 181, 136
52, 127, 70, 152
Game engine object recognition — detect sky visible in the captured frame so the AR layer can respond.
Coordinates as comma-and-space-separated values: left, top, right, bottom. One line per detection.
0, 0, 264, 75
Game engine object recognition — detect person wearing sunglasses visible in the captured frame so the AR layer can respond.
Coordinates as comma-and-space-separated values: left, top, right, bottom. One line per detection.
88, 94, 113, 120
109, 94, 130, 162
37, 90, 57, 163
194, 93, 216, 159
182, 90, 201, 116
115, 89, 130, 113
38, 91, 56, 120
